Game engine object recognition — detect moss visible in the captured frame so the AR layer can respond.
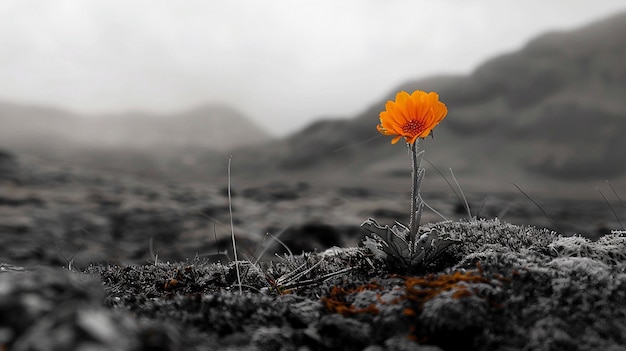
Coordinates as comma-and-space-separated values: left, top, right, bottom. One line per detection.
549, 234, 626, 268
5, 219, 626, 350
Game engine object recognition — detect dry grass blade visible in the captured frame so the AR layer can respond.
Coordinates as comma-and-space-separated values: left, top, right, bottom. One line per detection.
423, 200, 448, 221
254, 229, 294, 266
606, 180, 626, 209
425, 158, 463, 208
281, 266, 355, 291
332, 135, 383, 153
228, 156, 243, 294
450, 168, 471, 219
511, 182, 564, 234
597, 186, 624, 230
275, 259, 324, 287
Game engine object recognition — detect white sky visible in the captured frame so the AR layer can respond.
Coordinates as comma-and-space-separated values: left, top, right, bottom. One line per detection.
1, 1, 625, 136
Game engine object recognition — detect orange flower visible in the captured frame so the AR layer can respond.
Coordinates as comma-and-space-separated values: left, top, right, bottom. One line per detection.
377, 90, 448, 144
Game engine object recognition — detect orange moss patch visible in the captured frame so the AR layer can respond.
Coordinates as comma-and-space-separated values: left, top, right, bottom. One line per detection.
322, 265, 508, 319
162, 266, 196, 292
321, 267, 509, 344
321, 282, 385, 316
403, 270, 493, 307
321, 271, 493, 317
403, 307, 417, 316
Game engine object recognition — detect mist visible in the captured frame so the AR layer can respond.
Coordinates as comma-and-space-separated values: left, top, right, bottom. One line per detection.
1, 0, 625, 135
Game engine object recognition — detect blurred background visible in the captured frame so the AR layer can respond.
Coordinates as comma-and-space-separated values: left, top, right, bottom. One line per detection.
0, 1, 624, 133
1, 1, 626, 266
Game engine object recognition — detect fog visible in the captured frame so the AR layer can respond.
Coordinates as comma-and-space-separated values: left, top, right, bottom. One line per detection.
1, 0, 625, 135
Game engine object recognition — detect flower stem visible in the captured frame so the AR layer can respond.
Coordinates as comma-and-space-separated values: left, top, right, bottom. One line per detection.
409, 140, 420, 237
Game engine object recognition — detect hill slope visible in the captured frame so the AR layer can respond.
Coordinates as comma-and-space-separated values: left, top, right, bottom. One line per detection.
226, 11, 626, 196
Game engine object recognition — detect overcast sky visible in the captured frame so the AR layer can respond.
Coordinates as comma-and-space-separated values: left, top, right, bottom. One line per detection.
1, 1, 625, 136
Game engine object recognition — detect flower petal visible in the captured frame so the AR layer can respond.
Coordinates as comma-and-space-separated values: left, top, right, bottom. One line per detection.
376, 90, 447, 144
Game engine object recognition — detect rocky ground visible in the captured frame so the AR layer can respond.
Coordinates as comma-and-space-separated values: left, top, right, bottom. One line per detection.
1, 150, 626, 350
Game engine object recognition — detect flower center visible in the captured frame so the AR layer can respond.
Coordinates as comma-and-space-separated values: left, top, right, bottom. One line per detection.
402, 120, 425, 136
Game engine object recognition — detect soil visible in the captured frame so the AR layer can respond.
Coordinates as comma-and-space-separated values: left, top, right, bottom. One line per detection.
1, 152, 626, 350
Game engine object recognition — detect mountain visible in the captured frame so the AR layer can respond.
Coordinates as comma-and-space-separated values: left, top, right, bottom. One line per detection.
0, 102, 272, 178
90, 104, 272, 151
224, 11, 626, 196
0, 103, 271, 152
